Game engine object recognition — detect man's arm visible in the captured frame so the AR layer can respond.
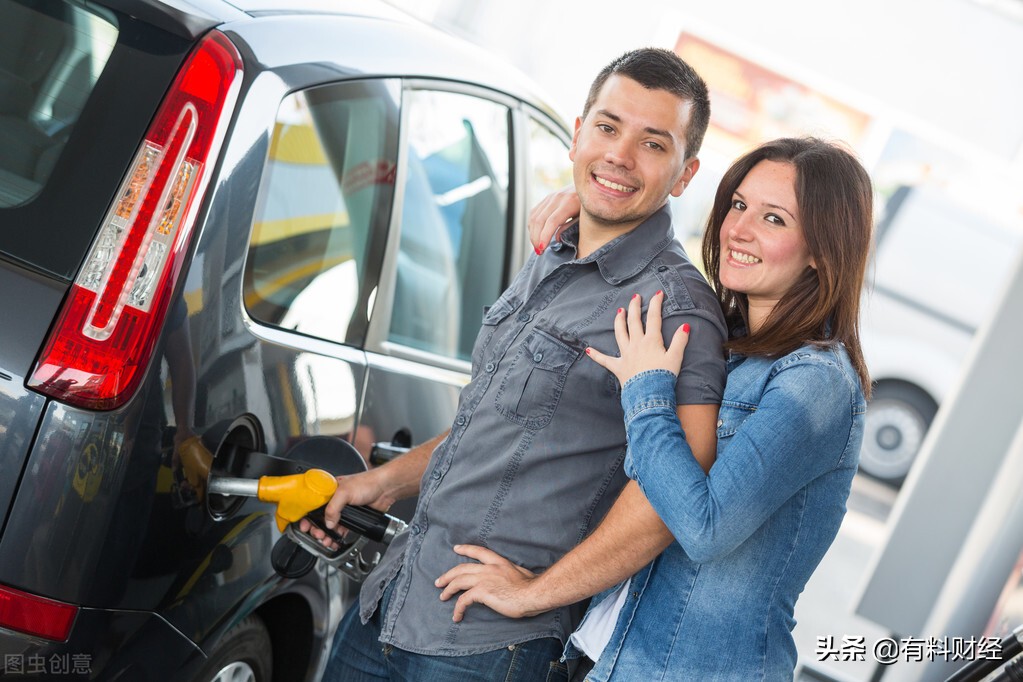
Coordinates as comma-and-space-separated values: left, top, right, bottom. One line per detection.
436, 404, 716, 621
303, 430, 448, 544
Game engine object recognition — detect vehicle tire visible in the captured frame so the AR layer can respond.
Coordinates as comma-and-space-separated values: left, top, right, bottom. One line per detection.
859, 381, 938, 488
195, 615, 273, 682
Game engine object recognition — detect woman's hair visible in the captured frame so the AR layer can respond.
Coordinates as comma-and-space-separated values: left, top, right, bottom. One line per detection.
701, 137, 873, 397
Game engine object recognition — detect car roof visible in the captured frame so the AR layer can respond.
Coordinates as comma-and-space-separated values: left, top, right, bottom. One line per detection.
102, 0, 564, 124
103, 0, 410, 39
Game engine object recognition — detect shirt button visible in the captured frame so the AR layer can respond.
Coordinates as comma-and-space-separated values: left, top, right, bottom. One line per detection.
517, 312, 530, 322
431, 469, 442, 479
533, 352, 543, 363
551, 241, 563, 251
485, 362, 496, 373
411, 524, 421, 535
456, 415, 467, 426
717, 419, 724, 427
658, 265, 669, 272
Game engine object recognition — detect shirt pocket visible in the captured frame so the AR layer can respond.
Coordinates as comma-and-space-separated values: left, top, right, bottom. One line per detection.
471, 293, 521, 372
494, 325, 582, 430
716, 400, 756, 440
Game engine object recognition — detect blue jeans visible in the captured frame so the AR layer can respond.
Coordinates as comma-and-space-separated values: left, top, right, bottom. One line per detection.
325, 584, 568, 682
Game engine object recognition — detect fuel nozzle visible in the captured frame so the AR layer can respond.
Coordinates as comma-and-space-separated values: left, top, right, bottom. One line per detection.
207, 466, 407, 581
259, 469, 337, 532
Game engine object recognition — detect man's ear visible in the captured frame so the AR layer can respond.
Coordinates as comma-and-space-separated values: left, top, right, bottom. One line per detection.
568, 116, 582, 162
670, 157, 700, 197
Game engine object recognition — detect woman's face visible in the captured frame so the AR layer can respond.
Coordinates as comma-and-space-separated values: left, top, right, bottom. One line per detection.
718, 160, 814, 318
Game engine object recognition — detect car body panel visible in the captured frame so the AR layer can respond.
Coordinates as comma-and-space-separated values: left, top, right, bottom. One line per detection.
0, 3, 572, 678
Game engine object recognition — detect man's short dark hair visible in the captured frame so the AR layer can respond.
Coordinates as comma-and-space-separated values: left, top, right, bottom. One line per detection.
582, 48, 710, 160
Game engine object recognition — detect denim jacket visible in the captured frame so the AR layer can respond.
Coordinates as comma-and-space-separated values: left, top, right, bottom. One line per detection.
568, 343, 866, 681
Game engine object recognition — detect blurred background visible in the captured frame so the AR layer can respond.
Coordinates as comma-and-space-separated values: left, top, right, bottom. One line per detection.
388, 2, 1023, 680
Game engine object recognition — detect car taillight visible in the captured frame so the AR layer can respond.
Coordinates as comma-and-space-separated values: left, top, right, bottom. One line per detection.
28, 31, 242, 410
0, 584, 78, 641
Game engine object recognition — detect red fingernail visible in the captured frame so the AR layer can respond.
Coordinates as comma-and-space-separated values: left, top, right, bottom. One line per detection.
534, 246, 542, 255
585, 348, 591, 355
682, 323, 691, 333
632, 294, 639, 299
617, 308, 624, 314
656, 290, 663, 296
538, 242, 545, 252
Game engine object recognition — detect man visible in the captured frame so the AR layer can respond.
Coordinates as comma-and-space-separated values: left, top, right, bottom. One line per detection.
315, 48, 727, 681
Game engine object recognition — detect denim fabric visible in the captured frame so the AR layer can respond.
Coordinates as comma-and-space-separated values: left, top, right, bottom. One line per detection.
569, 343, 865, 681
328, 579, 567, 682
357, 205, 727, 656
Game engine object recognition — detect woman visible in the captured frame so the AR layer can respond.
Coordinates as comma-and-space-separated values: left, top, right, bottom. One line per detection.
438, 137, 873, 680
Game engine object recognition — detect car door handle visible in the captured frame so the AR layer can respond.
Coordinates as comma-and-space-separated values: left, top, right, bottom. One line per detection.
370, 441, 410, 467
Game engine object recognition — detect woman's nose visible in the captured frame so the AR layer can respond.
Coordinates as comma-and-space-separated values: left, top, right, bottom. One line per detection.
728, 212, 754, 241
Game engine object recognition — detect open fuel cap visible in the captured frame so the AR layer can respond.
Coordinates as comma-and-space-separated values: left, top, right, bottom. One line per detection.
271, 536, 317, 579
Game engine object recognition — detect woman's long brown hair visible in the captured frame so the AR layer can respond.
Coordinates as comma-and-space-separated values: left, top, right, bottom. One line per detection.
702, 137, 873, 398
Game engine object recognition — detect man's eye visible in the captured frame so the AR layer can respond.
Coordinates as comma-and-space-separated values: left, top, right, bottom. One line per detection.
597, 124, 614, 134
646, 141, 663, 151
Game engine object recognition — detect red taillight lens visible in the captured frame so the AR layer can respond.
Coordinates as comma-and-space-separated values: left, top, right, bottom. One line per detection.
28, 32, 242, 410
0, 584, 78, 641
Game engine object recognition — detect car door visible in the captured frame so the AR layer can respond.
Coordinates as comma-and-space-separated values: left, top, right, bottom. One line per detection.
358, 81, 571, 521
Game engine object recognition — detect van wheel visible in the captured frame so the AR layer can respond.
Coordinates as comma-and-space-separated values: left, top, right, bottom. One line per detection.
198, 615, 273, 682
859, 381, 938, 488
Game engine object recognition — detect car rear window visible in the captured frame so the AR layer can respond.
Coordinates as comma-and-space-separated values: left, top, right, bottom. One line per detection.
0, 0, 116, 208
0, 1, 191, 279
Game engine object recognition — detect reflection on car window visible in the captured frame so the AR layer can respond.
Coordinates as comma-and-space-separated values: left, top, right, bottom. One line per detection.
389, 89, 510, 362
526, 116, 572, 219
0, 1, 117, 207
244, 80, 400, 347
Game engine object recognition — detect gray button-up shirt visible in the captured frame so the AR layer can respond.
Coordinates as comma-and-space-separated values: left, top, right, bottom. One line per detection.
360, 205, 727, 655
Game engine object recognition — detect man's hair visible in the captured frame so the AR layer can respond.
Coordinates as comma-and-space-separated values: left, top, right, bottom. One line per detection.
582, 48, 711, 160
701, 137, 874, 397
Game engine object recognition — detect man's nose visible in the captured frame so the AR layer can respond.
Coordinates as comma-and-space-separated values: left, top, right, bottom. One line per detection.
603, 137, 635, 169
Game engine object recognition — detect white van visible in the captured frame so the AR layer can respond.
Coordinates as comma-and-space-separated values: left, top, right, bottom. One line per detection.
859, 184, 1022, 485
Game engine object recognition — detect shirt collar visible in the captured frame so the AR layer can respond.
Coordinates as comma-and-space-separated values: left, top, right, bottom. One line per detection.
556, 203, 676, 286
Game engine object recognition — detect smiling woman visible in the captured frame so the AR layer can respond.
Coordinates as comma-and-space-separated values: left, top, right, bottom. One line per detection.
718, 160, 815, 329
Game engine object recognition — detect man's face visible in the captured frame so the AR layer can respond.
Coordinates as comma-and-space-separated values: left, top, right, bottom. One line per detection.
570, 75, 699, 231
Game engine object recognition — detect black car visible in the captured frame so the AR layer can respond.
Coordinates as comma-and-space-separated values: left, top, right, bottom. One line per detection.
0, 0, 572, 679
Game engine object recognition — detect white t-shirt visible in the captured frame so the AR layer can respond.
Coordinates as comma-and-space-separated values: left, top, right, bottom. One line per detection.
568, 579, 631, 662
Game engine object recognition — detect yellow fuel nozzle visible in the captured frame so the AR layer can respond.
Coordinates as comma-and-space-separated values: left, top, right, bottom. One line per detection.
256, 469, 339, 532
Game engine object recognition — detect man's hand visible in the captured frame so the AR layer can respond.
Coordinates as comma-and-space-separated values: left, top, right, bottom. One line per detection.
298, 468, 390, 549
528, 186, 580, 253
435, 545, 546, 622
299, 431, 448, 549
586, 291, 690, 387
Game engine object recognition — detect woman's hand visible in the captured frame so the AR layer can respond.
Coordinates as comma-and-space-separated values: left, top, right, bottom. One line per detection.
586, 291, 690, 387
435, 545, 545, 622
528, 186, 580, 253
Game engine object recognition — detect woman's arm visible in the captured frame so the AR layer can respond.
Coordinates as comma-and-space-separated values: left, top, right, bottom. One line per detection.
586, 292, 856, 563
621, 363, 854, 563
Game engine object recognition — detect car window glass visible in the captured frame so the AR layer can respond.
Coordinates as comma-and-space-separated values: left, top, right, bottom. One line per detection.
526, 116, 572, 216
0, 0, 117, 207
388, 89, 510, 362
244, 80, 400, 347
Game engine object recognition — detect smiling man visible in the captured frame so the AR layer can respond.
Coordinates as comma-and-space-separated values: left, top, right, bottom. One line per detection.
318, 49, 727, 682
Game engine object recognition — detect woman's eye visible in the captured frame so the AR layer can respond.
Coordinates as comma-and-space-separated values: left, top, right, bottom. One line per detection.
765, 213, 785, 226
731, 199, 746, 211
